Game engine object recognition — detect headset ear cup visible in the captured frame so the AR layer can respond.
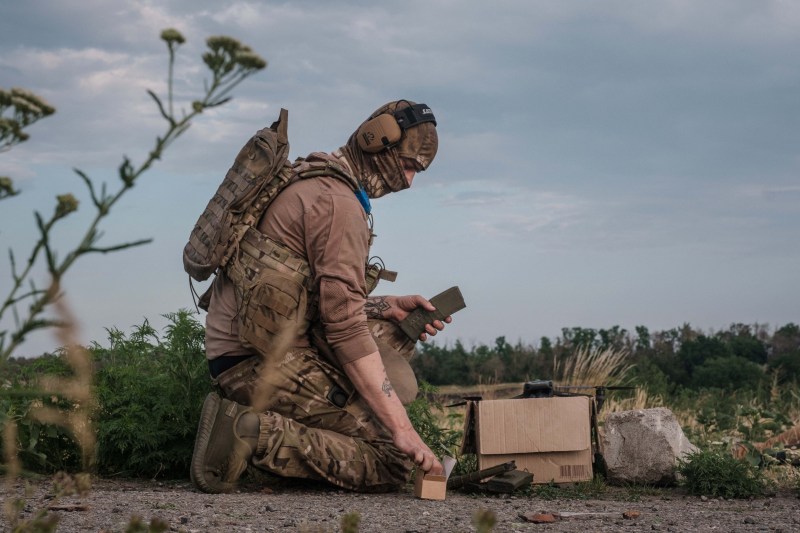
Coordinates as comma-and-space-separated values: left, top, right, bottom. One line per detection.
357, 114, 402, 153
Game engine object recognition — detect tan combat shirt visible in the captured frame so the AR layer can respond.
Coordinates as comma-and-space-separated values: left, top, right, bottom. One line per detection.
205, 171, 379, 366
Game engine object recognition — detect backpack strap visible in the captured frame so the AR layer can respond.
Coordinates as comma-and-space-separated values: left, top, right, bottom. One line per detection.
293, 153, 360, 190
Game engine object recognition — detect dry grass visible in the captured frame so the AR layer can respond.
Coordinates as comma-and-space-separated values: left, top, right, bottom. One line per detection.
552, 345, 633, 388
2, 417, 21, 520
603, 387, 662, 413
32, 298, 96, 468
3, 296, 95, 526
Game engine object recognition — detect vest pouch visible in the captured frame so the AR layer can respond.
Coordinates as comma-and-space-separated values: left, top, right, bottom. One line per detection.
365, 261, 397, 295
213, 356, 261, 406
238, 269, 309, 364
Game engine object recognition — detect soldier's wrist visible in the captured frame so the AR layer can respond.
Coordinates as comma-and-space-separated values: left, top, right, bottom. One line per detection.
365, 295, 393, 319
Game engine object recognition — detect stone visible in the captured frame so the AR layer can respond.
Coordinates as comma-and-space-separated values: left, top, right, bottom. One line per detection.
520, 513, 557, 523
601, 407, 697, 485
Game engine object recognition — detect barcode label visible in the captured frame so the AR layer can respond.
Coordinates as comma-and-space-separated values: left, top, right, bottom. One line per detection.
559, 464, 588, 479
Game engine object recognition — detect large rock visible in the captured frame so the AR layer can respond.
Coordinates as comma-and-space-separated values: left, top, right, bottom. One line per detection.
601, 407, 697, 486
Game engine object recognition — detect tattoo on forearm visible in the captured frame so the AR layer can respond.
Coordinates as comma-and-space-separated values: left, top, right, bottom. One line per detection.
365, 296, 391, 319
381, 377, 394, 398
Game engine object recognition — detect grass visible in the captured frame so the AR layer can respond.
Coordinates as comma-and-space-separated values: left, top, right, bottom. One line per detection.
603, 387, 662, 413
528, 477, 608, 500
677, 448, 770, 498
424, 375, 800, 500
552, 346, 633, 388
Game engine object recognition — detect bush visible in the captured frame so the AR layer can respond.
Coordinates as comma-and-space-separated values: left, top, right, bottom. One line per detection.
405, 381, 464, 465
677, 448, 769, 498
691, 356, 765, 391
768, 351, 800, 383
93, 310, 211, 478
2, 354, 83, 472
2, 311, 211, 477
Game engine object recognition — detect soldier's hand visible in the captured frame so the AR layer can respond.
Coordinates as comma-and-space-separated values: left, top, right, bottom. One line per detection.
383, 295, 452, 341
393, 427, 444, 475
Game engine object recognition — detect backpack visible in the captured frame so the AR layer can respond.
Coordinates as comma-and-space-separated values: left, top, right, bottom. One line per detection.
182, 109, 293, 282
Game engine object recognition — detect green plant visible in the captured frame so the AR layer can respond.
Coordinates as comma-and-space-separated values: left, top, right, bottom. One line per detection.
735, 403, 790, 443
93, 311, 210, 478
472, 508, 497, 533
2, 28, 264, 527
406, 381, 463, 460
124, 516, 169, 533
677, 448, 769, 498
675, 386, 794, 448
530, 477, 607, 500
341, 511, 361, 533
2, 311, 210, 478
2, 319, 92, 476
617, 481, 665, 502
0, 88, 55, 203
0, 29, 265, 362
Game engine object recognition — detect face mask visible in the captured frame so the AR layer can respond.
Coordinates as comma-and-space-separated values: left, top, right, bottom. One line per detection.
339, 100, 438, 199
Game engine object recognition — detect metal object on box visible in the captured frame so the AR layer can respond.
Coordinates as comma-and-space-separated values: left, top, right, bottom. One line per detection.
447, 460, 516, 489
520, 380, 554, 398
486, 470, 533, 493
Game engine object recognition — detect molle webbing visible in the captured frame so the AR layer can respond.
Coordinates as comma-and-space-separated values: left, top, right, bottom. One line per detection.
227, 226, 316, 352
222, 163, 296, 268
293, 156, 361, 192
235, 226, 313, 283
183, 109, 291, 282
221, 152, 396, 355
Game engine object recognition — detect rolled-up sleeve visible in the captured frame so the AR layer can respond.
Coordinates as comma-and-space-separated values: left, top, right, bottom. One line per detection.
305, 187, 378, 364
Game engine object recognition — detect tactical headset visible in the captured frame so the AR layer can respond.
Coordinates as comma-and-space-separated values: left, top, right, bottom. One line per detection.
356, 103, 436, 153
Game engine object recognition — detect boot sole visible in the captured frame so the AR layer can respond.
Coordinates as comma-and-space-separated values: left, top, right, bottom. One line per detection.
190, 392, 233, 494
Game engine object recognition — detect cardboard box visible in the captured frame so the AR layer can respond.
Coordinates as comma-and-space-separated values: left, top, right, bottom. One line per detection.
414, 472, 447, 500
414, 456, 456, 500
461, 396, 593, 484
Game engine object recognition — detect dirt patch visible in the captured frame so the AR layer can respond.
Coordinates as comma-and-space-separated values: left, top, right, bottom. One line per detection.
4, 477, 800, 533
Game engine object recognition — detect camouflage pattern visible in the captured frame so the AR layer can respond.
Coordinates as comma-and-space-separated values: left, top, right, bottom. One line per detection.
226, 225, 316, 359
199, 108, 437, 490
214, 346, 412, 492
183, 109, 292, 282
339, 100, 438, 199
224, 152, 389, 361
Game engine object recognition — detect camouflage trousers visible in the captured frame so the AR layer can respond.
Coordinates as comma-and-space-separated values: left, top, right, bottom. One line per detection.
213, 342, 413, 493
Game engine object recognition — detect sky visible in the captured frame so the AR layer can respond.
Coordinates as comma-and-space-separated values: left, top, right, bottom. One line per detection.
1, 0, 798, 357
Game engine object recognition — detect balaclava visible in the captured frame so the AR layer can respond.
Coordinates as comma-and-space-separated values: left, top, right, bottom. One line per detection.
339, 100, 438, 199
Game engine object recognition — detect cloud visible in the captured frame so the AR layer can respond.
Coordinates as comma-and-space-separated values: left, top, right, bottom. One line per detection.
460, 188, 588, 241
3, 0, 800, 356
442, 190, 509, 207
762, 186, 800, 202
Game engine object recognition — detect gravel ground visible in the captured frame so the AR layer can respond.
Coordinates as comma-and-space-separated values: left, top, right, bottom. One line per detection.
3, 477, 799, 533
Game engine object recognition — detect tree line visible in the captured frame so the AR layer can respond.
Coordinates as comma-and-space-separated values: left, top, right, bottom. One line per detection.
411, 323, 800, 395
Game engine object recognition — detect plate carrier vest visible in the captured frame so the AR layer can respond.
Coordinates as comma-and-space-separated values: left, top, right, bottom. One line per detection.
182, 109, 393, 356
